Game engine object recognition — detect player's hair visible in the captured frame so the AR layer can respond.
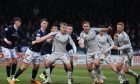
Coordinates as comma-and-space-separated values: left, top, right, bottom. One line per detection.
67, 24, 73, 28
117, 22, 124, 27
13, 17, 22, 23
40, 18, 48, 23
82, 21, 90, 25
51, 24, 58, 29
60, 22, 67, 27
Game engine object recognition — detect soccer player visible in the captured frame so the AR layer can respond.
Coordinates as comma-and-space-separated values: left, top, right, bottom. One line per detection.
65, 24, 78, 81
96, 30, 127, 84
113, 22, 140, 84
39, 25, 59, 83
10, 19, 49, 84
78, 21, 108, 84
40, 22, 77, 84
1, 17, 24, 83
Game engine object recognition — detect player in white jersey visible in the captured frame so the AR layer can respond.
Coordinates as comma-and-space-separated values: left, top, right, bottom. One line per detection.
96, 31, 127, 84
113, 22, 140, 84
96, 31, 114, 66
35, 22, 77, 84
78, 21, 109, 84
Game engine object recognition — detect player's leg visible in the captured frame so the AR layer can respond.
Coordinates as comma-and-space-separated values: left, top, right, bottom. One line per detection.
94, 52, 105, 84
122, 53, 140, 84
1, 47, 12, 83
10, 62, 30, 84
116, 57, 129, 84
10, 49, 33, 84
31, 64, 41, 84
86, 53, 98, 84
60, 53, 73, 84
10, 48, 20, 82
31, 53, 41, 84
42, 53, 57, 84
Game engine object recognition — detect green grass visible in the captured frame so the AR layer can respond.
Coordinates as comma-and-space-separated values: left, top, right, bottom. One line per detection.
0, 65, 140, 84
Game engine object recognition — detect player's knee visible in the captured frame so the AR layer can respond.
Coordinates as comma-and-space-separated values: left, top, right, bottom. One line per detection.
116, 64, 123, 72
33, 65, 39, 70
122, 67, 129, 73
87, 66, 93, 72
67, 64, 72, 71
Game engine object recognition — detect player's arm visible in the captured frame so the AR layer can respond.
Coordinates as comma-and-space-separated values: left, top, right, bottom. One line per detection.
34, 32, 57, 44
1, 28, 12, 45
78, 33, 85, 48
105, 35, 114, 52
69, 35, 77, 54
69, 36, 77, 60
91, 27, 110, 33
113, 33, 131, 50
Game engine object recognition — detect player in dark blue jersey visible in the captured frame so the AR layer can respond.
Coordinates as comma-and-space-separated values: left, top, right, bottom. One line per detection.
1, 17, 25, 83
11, 19, 49, 84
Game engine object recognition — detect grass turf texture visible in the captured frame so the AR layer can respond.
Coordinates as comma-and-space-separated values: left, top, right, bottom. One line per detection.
0, 65, 140, 84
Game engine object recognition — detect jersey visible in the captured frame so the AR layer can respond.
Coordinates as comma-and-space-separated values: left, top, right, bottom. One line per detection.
96, 33, 114, 52
114, 31, 133, 54
29, 29, 46, 52
80, 28, 101, 53
49, 31, 77, 53
1, 25, 26, 49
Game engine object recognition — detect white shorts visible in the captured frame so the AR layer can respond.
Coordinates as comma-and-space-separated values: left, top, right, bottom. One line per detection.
40, 54, 51, 62
23, 49, 41, 64
100, 53, 113, 64
116, 51, 133, 66
1, 47, 16, 58
47, 52, 70, 64
86, 51, 101, 64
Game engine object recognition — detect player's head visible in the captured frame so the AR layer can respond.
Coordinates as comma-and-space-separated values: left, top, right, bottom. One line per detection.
13, 17, 22, 28
51, 25, 58, 32
66, 24, 73, 35
117, 22, 124, 33
40, 18, 48, 30
82, 21, 90, 32
60, 22, 67, 33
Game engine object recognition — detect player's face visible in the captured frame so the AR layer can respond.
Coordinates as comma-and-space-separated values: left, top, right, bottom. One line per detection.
117, 25, 124, 32
51, 26, 58, 32
66, 26, 73, 34
41, 21, 48, 30
82, 23, 90, 32
15, 20, 21, 28
60, 25, 67, 33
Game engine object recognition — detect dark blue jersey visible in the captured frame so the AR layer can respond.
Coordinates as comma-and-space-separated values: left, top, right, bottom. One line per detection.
29, 29, 46, 52
66, 33, 78, 51
41, 41, 52, 55
40, 31, 52, 55
1, 26, 26, 49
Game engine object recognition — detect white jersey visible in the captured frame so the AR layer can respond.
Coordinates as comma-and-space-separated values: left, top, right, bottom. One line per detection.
49, 31, 77, 53
80, 28, 101, 53
96, 33, 114, 52
114, 31, 133, 54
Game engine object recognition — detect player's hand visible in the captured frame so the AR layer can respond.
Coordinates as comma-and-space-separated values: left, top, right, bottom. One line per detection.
72, 53, 78, 61
113, 45, 118, 50
77, 37, 81, 41
114, 34, 118, 40
32, 41, 37, 45
4, 38, 12, 45
6, 40, 12, 45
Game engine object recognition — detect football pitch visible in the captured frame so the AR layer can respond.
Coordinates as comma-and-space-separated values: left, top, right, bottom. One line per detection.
0, 65, 140, 84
